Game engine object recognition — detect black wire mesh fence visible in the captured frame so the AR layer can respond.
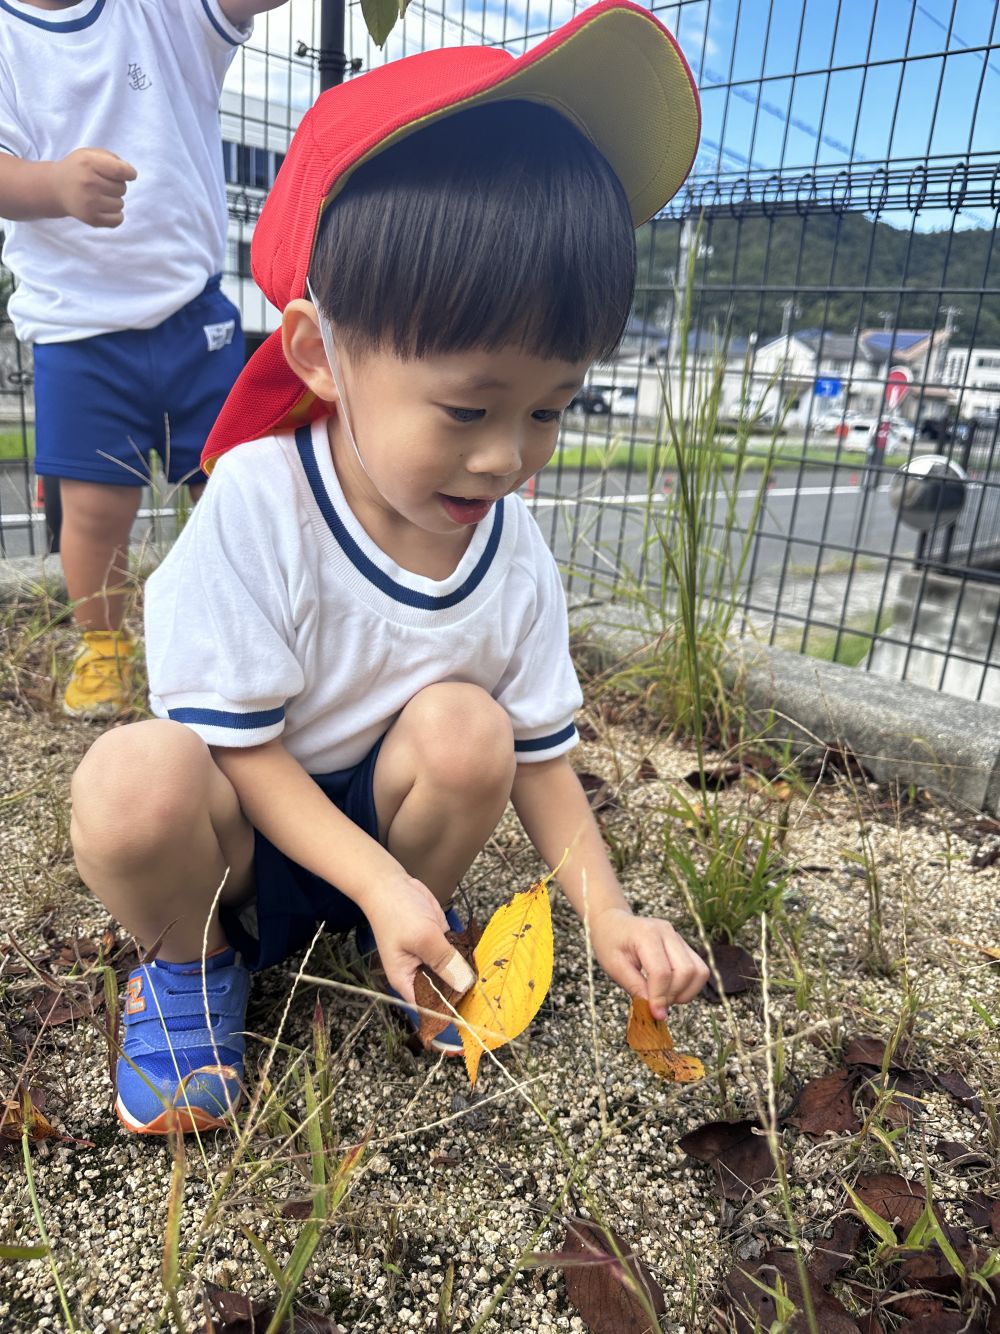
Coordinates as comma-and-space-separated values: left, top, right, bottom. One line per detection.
1, 0, 998, 703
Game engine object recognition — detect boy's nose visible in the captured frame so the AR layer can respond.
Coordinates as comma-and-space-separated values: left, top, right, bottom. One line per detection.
466, 431, 524, 479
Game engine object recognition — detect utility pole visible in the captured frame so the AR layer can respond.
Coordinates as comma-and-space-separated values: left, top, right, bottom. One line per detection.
319, 0, 348, 91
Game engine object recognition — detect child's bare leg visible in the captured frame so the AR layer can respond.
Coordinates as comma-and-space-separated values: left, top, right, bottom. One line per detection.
71, 719, 255, 961
373, 683, 516, 902
59, 480, 142, 631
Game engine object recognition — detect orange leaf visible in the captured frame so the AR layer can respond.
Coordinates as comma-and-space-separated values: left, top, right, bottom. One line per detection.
0, 1093, 57, 1143
626, 998, 704, 1084
456, 872, 554, 1085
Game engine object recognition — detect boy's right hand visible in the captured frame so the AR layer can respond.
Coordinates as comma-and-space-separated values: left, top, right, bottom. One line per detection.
363, 874, 476, 1008
53, 148, 137, 228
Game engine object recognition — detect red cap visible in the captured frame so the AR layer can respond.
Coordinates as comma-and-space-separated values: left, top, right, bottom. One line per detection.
202, 0, 700, 469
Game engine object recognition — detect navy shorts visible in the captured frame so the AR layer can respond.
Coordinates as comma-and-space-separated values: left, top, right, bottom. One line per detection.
220, 738, 384, 971
33, 276, 244, 487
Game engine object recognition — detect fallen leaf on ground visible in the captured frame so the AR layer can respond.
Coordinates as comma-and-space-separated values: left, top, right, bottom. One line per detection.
1, 1092, 57, 1144
948, 936, 1000, 960
26, 983, 100, 1028
625, 997, 704, 1082
808, 1215, 862, 1286
456, 871, 554, 1085
523, 1216, 665, 1334
576, 771, 617, 813
786, 1069, 860, 1138
700, 942, 759, 1003
931, 1067, 981, 1111
635, 757, 659, 784
202, 1283, 346, 1332
721, 1248, 861, 1333
961, 1191, 1000, 1236
844, 1035, 913, 1071
678, 1119, 776, 1202
683, 762, 745, 791
851, 1174, 939, 1236
935, 1139, 992, 1169
412, 921, 481, 1047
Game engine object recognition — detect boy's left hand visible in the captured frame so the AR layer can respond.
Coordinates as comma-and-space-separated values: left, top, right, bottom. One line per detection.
589, 908, 708, 1020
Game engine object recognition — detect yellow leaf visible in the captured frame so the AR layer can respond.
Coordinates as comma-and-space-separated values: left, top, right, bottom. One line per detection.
456, 872, 554, 1085
626, 997, 704, 1084
948, 937, 1000, 963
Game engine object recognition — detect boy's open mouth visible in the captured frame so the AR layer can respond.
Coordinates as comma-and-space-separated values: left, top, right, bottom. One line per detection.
438, 494, 494, 525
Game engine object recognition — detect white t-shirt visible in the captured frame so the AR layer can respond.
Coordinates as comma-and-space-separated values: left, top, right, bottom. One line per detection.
145, 419, 583, 773
0, 0, 249, 343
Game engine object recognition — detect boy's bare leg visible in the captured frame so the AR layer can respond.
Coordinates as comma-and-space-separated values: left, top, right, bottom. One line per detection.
59, 479, 142, 631
71, 720, 255, 961
373, 682, 516, 904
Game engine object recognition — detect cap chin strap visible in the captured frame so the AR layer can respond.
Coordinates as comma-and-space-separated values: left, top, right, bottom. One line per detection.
306, 280, 372, 483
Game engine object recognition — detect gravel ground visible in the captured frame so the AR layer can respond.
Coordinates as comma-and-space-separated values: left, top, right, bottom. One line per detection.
2, 691, 999, 1333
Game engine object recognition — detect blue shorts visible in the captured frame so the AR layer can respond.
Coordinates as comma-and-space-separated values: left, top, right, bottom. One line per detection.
220, 738, 384, 971
33, 276, 244, 487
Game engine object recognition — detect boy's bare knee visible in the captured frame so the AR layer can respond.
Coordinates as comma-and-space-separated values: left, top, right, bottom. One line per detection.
71, 720, 213, 867
408, 683, 515, 794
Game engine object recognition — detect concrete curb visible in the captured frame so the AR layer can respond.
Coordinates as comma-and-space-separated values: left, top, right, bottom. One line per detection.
5, 555, 999, 815
724, 642, 1000, 817
570, 609, 1000, 817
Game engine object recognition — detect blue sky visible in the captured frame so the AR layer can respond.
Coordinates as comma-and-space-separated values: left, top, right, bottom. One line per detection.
237, 0, 999, 227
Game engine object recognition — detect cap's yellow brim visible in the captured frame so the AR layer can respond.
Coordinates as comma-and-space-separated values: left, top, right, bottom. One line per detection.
329, 6, 699, 228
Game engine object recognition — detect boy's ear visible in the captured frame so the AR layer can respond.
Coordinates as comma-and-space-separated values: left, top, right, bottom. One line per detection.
282, 299, 338, 404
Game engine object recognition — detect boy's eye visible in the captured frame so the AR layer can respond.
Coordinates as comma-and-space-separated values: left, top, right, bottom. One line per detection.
532, 409, 563, 423
445, 406, 486, 423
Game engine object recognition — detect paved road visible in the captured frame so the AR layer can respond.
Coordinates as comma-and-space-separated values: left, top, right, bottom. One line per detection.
0, 457, 916, 591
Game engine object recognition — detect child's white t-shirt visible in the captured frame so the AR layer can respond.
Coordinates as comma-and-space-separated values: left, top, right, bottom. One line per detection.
145, 420, 583, 773
0, 0, 249, 344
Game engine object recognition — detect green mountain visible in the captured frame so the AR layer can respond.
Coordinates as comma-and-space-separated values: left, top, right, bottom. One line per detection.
635, 212, 1000, 348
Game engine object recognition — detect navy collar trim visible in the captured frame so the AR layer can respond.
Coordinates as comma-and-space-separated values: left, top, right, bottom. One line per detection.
200, 0, 241, 46
296, 424, 504, 611
0, 0, 105, 31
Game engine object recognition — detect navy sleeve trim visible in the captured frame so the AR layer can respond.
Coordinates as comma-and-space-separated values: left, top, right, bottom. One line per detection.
514, 723, 578, 753
200, 0, 245, 45
167, 704, 285, 729
0, 141, 19, 156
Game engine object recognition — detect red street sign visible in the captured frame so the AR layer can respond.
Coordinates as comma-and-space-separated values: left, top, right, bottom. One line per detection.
884, 365, 912, 411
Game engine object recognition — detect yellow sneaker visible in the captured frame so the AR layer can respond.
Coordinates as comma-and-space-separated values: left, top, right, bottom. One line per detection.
62, 631, 136, 719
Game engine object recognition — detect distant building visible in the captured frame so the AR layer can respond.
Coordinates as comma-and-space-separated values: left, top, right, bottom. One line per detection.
943, 347, 1000, 419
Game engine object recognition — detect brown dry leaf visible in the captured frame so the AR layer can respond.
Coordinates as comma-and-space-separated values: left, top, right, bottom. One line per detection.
961, 1191, 1000, 1237
683, 763, 745, 791
27, 983, 100, 1028
721, 1248, 861, 1333
524, 1217, 665, 1334
626, 997, 704, 1083
635, 757, 659, 784
0, 1091, 58, 1144
678, 1119, 776, 1202
456, 872, 554, 1085
202, 1283, 346, 1332
577, 771, 618, 813
808, 1215, 862, 1287
851, 1173, 938, 1236
844, 1034, 913, 1071
701, 942, 759, 1003
786, 1069, 860, 1138
947, 936, 1000, 961
935, 1139, 992, 1170
412, 922, 480, 1048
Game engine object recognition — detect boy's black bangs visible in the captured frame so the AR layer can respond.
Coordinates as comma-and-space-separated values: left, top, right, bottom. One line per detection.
310, 101, 636, 364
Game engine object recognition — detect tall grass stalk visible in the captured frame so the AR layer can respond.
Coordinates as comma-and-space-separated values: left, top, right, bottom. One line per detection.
596, 235, 782, 766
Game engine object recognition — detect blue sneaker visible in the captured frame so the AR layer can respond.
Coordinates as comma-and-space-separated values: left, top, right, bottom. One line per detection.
356, 906, 467, 1056
115, 947, 249, 1135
